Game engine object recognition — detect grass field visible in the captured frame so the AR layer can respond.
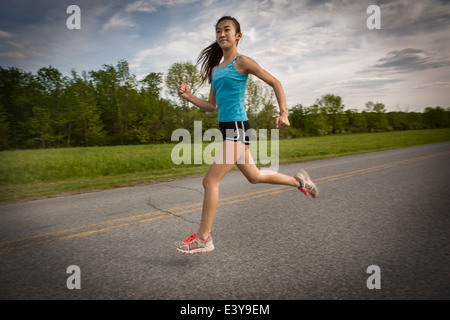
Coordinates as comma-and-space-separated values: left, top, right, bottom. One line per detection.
1, 128, 449, 201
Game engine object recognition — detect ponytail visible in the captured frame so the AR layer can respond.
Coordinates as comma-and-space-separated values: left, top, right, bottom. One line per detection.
196, 16, 242, 84
197, 41, 223, 84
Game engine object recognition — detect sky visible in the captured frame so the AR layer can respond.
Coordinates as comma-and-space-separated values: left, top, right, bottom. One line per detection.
0, 0, 449, 112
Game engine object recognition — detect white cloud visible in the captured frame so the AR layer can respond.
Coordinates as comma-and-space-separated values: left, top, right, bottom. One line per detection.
0, 51, 26, 58
7, 41, 26, 49
125, 0, 161, 13
414, 81, 450, 89
370, 48, 450, 72
102, 0, 202, 32
319, 77, 403, 90
101, 12, 137, 32
130, 31, 207, 75
0, 29, 15, 38
125, 0, 200, 12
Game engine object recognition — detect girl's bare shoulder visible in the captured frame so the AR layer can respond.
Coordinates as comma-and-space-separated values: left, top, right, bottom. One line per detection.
235, 55, 261, 74
236, 54, 256, 65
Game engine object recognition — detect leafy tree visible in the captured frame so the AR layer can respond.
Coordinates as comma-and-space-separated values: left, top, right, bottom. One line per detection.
345, 109, 368, 133
308, 104, 329, 136
90, 64, 121, 140
316, 94, 345, 134
364, 101, 388, 132
165, 61, 204, 131
289, 104, 313, 136
0, 67, 36, 148
256, 103, 277, 137
423, 106, 448, 128
140, 72, 163, 99
245, 76, 264, 125
365, 101, 386, 113
89, 60, 138, 144
34, 66, 69, 147
0, 103, 10, 149
165, 61, 203, 105
29, 106, 54, 148
64, 71, 105, 146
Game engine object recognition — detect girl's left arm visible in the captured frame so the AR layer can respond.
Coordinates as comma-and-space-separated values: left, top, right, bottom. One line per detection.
236, 56, 290, 130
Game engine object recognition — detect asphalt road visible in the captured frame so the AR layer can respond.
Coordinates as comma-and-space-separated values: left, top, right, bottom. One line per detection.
1, 142, 449, 301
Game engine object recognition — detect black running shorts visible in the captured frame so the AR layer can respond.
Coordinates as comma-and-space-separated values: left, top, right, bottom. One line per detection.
219, 121, 252, 145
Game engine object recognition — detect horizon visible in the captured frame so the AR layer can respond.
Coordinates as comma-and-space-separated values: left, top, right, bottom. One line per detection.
1, 0, 449, 112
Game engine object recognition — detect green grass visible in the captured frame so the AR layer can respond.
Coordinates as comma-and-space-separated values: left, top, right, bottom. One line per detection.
1, 128, 449, 201
279, 129, 450, 162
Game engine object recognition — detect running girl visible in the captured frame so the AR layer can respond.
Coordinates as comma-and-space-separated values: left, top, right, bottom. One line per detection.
174, 16, 319, 254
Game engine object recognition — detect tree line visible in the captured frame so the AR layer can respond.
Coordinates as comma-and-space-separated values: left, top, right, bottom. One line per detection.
0, 60, 448, 150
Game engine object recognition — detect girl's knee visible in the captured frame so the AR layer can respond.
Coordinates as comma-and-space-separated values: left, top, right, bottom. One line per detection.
202, 176, 219, 189
246, 173, 261, 184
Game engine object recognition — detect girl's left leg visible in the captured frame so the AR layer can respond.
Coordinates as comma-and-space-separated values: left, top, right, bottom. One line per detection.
236, 145, 319, 198
236, 144, 298, 187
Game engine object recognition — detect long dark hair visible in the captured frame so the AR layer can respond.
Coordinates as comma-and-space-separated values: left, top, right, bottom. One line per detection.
197, 16, 241, 84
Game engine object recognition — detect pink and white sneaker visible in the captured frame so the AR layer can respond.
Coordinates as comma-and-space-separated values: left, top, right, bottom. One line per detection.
294, 169, 319, 198
174, 233, 214, 254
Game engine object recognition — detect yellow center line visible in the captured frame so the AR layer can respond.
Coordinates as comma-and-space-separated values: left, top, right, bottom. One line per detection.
0, 202, 199, 246
1, 150, 449, 255
0, 186, 288, 247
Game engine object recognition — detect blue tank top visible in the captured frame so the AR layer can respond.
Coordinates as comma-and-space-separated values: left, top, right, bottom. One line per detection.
211, 55, 248, 122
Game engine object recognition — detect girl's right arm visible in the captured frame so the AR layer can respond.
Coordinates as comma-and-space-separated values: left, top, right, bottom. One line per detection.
178, 81, 217, 113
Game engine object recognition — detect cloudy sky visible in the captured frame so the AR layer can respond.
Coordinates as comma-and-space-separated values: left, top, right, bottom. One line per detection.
0, 0, 449, 112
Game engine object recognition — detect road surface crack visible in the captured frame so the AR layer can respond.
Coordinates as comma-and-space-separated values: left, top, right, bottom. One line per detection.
161, 183, 203, 195
146, 197, 198, 225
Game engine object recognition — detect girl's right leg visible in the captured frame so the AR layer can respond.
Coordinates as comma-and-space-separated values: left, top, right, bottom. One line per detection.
174, 141, 237, 254
197, 157, 234, 240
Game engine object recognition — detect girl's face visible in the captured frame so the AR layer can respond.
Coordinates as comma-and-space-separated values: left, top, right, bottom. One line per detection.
215, 20, 241, 49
